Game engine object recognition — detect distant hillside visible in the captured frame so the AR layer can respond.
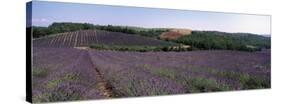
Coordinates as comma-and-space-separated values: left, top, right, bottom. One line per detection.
33, 29, 174, 48
173, 31, 271, 52
262, 35, 271, 37
30, 22, 271, 52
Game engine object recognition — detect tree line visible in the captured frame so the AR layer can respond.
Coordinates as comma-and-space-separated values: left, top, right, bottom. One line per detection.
32, 22, 167, 38
173, 31, 271, 52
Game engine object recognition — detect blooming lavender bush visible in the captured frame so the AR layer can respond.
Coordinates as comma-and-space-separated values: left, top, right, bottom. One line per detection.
32, 48, 105, 102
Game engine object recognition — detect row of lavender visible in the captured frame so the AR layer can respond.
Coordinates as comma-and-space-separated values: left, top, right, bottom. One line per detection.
88, 50, 270, 96
31, 29, 176, 102
32, 47, 106, 102
32, 47, 270, 102
33, 29, 172, 47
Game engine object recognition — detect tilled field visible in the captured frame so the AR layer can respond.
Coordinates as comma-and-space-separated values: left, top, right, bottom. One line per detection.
32, 30, 270, 103
33, 29, 172, 47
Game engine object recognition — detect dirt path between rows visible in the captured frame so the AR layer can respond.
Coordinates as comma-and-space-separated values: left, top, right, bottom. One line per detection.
75, 48, 115, 98
84, 50, 115, 98
94, 67, 115, 98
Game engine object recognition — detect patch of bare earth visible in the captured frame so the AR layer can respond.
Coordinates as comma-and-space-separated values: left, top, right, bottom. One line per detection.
159, 28, 192, 40
170, 28, 192, 35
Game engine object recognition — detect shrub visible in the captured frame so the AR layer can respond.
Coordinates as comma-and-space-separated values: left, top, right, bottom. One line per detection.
48, 82, 85, 102
239, 75, 270, 89
32, 67, 48, 77
216, 70, 270, 89
185, 77, 230, 92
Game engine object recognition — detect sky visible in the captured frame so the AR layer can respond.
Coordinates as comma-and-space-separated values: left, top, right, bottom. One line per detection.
28, 1, 271, 35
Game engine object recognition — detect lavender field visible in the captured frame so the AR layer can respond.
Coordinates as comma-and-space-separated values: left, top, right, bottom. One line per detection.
32, 30, 271, 102
33, 30, 172, 47
88, 49, 270, 95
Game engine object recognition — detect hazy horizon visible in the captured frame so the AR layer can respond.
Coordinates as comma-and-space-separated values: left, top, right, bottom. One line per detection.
28, 1, 271, 35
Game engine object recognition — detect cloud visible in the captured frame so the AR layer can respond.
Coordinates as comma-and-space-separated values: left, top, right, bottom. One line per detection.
32, 18, 49, 23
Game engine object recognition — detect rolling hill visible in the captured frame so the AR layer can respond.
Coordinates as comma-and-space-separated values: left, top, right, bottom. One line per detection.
33, 29, 174, 48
